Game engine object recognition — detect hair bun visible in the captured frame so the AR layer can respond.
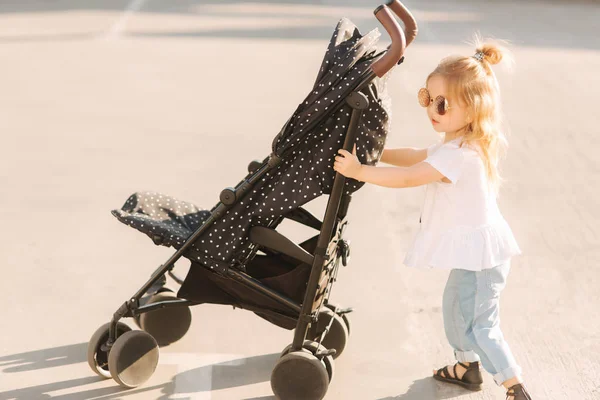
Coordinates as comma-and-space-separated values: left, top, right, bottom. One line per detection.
476, 43, 504, 65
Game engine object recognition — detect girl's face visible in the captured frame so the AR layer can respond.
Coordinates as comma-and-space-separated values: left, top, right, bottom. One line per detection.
424, 75, 470, 135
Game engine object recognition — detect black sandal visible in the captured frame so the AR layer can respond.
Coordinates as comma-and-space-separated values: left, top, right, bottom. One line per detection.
506, 383, 533, 400
433, 361, 483, 391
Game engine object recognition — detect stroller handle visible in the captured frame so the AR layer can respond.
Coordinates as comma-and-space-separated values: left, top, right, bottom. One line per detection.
371, 1, 418, 77
386, 0, 418, 47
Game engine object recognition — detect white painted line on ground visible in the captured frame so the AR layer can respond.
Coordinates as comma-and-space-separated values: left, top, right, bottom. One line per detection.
160, 352, 247, 400
103, 0, 147, 39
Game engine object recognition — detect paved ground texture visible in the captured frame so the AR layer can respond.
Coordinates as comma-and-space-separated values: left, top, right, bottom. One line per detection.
1, 0, 599, 399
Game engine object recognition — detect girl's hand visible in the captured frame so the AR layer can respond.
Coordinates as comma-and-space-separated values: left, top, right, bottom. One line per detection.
333, 145, 362, 179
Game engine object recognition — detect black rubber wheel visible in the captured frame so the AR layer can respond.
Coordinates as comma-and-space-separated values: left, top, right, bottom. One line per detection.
87, 322, 132, 379
133, 283, 172, 327
280, 341, 334, 382
307, 308, 349, 359
108, 330, 159, 388
324, 303, 351, 336
138, 291, 192, 346
271, 351, 329, 400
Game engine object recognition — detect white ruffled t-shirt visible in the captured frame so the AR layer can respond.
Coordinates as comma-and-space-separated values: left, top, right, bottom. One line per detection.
403, 137, 521, 271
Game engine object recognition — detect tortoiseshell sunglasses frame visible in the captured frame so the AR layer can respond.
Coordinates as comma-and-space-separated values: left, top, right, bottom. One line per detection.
418, 87, 451, 116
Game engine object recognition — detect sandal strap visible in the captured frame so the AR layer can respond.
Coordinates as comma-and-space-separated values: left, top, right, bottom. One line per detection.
442, 366, 449, 379
453, 363, 458, 379
458, 361, 477, 369
435, 366, 448, 378
506, 384, 531, 400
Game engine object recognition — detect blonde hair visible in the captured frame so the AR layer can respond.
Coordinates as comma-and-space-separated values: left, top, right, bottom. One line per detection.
427, 36, 513, 195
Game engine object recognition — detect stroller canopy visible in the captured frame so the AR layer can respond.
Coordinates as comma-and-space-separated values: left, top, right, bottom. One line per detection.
113, 18, 394, 274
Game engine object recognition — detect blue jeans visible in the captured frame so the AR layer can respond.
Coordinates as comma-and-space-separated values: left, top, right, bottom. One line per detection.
442, 261, 522, 385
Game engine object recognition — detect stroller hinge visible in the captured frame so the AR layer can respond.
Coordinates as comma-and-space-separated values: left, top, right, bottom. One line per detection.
113, 299, 136, 320
151, 263, 171, 279
316, 348, 337, 358
268, 154, 281, 167
107, 299, 137, 343
300, 312, 318, 324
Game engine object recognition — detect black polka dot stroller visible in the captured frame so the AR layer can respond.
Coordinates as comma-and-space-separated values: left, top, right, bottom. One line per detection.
87, 2, 417, 399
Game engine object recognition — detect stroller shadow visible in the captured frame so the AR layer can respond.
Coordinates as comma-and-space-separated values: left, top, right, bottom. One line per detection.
163, 352, 280, 393
378, 377, 477, 400
112, 352, 280, 400
0, 351, 279, 399
0, 376, 114, 400
0, 343, 87, 373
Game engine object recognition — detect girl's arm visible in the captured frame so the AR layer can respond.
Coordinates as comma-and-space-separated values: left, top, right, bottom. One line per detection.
380, 147, 428, 167
334, 148, 445, 188
353, 162, 445, 188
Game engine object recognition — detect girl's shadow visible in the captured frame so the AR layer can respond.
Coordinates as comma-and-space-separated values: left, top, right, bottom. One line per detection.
378, 377, 482, 400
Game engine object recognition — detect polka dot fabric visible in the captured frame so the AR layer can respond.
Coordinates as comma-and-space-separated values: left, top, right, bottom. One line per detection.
112, 18, 394, 275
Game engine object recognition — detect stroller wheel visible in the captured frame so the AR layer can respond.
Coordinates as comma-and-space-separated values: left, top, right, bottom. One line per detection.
133, 286, 172, 327
271, 351, 329, 400
307, 308, 349, 359
280, 340, 334, 382
87, 322, 132, 379
108, 330, 159, 388
138, 291, 192, 346
325, 303, 351, 336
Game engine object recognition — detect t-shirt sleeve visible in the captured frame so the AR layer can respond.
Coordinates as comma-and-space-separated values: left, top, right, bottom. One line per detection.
424, 144, 465, 183
426, 142, 440, 157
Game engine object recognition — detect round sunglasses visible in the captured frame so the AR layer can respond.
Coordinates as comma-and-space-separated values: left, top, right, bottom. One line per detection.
418, 88, 451, 116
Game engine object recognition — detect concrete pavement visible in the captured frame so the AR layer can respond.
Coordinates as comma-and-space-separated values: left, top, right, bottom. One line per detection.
1, 1, 599, 399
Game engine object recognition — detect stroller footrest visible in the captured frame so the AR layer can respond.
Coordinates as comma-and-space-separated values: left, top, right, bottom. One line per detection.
249, 226, 315, 266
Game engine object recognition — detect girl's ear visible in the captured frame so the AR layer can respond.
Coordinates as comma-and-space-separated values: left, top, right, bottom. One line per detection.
466, 113, 472, 123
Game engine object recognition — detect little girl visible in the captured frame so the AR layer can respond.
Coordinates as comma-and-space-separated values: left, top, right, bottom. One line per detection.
333, 40, 533, 400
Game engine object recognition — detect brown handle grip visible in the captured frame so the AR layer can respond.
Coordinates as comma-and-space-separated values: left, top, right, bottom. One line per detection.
386, 0, 418, 47
371, 5, 406, 78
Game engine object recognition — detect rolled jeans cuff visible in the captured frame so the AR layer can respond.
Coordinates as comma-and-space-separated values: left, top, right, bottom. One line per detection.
493, 365, 523, 385
454, 349, 481, 363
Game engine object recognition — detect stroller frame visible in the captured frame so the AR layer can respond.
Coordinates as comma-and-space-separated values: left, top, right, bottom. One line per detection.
105, 88, 371, 355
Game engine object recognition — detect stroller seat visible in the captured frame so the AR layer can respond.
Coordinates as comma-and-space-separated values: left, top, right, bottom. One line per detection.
111, 190, 332, 328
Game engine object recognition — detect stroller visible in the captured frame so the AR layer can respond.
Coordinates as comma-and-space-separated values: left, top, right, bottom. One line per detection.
86, 2, 417, 399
